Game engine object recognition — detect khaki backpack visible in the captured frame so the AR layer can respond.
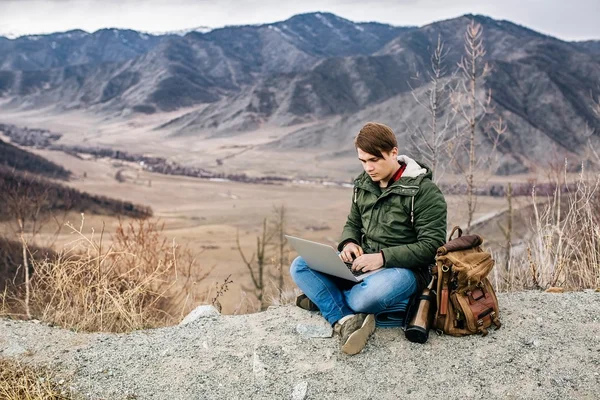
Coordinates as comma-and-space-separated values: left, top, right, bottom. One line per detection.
433, 226, 501, 336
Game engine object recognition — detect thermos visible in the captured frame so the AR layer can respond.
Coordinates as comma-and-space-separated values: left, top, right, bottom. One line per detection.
405, 277, 436, 343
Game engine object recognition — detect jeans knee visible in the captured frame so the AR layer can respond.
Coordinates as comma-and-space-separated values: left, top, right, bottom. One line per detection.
346, 294, 376, 313
290, 256, 308, 277
346, 268, 417, 313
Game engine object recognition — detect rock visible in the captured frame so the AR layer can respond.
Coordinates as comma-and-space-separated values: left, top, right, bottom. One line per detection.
292, 381, 308, 400
179, 305, 220, 325
296, 323, 333, 338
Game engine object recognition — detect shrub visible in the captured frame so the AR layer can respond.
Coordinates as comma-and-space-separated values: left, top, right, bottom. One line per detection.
497, 169, 600, 290
1, 217, 210, 332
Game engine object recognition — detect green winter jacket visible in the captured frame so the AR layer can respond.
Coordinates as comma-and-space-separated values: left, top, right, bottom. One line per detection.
337, 157, 447, 290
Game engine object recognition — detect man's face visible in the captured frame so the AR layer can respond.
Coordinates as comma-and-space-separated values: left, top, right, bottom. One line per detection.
357, 147, 399, 182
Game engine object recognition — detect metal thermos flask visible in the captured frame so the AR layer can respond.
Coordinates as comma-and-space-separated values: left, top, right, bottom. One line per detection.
405, 277, 436, 343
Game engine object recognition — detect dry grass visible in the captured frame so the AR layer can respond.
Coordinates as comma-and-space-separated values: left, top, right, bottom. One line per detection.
1, 216, 211, 332
495, 168, 600, 291
0, 359, 71, 400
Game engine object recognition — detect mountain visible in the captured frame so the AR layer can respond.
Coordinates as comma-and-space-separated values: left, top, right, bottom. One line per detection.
0, 13, 599, 176
154, 14, 600, 175
0, 29, 168, 71
265, 12, 414, 57
0, 13, 409, 113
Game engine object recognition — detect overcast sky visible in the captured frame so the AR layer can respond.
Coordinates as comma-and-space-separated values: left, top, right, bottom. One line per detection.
0, 0, 598, 41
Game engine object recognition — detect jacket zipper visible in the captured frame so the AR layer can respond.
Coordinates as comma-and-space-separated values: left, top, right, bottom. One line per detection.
398, 184, 419, 189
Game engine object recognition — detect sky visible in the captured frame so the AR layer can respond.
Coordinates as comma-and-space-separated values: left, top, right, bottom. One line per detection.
0, 0, 598, 41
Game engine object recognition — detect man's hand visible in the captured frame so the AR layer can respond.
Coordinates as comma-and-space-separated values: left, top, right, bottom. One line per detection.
340, 242, 363, 263
351, 253, 384, 273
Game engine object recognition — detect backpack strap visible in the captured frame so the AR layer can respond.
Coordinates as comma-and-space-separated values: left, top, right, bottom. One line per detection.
436, 263, 451, 329
448, 226, 463, 241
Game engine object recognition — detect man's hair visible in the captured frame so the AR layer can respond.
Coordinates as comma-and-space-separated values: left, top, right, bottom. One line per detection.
354, 122, 398, 158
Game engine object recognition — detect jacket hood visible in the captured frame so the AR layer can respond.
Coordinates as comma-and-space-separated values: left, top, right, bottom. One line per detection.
355, 155, 433, 188
396, 155, 428, 179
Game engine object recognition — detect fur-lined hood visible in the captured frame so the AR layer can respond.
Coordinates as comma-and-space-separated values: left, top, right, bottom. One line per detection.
354, 155, 433, 193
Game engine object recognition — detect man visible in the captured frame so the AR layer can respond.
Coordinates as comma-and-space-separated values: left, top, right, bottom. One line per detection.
290, 122, 447, 355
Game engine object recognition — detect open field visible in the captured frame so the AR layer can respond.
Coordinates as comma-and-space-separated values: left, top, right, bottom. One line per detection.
0, 107, 349, 180
0, 108, 578, 183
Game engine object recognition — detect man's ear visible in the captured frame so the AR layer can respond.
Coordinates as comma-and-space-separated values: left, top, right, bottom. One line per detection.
390, 147, 398, 158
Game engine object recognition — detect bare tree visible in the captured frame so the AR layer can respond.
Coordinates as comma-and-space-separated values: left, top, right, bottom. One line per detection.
497, 182, 513, 275
452, 20, 494, 232
236, 206, 290, 309
409, 34, 457, 181
236, 218, 273, 310
0, 171, 49, 319
584, 92, 600, 165
270, 205, 288, 301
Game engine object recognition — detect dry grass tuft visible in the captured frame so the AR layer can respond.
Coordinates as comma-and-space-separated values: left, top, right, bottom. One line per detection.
0, 359, 71, 400
1, 216, 210, 332
497, 168, 600, 290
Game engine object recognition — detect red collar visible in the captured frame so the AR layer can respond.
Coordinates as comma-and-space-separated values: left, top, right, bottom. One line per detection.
391, 162, 406, 183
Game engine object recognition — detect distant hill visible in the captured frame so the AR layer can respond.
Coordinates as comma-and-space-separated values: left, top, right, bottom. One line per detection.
0, 139, 152, 221
0, 138, 70, 179
0, 166, 153, 221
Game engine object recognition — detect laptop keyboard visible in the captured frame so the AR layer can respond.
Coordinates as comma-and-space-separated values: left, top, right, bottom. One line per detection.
345, 262, 364, 277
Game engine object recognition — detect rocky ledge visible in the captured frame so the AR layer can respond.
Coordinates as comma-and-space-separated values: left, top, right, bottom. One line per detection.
1, 291, 599, 399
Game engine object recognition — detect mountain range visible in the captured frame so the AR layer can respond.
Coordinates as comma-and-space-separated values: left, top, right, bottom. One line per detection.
1, 12, 599, 177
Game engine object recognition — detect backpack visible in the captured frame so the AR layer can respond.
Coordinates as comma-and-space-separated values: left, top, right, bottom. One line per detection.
433, 226, 501, 336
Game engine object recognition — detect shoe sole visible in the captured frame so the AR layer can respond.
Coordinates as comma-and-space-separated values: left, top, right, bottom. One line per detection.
296, 295, 319, 312
341, 314, 376, 355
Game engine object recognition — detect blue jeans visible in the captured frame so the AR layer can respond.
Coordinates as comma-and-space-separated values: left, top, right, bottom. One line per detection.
290, 256, 417, 325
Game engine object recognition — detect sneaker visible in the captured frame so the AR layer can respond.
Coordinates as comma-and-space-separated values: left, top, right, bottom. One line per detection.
335, 313, 376, 355
295, 294, 319, 312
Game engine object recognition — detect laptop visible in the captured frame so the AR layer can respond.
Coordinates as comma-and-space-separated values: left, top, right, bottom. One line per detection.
285, 235, 382, 282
